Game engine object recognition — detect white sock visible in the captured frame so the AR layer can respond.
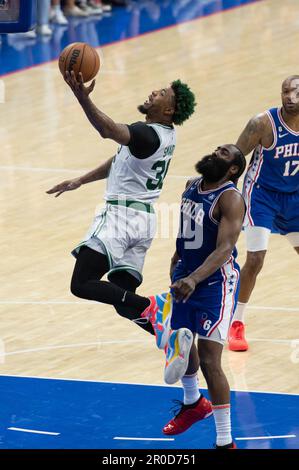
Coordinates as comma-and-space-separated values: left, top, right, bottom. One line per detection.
212, 404, 232, 447
232, 302, 247, 324
181, 374, 201, 405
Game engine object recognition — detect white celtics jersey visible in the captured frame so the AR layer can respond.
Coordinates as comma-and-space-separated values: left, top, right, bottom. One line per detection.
104, 123, 176, 204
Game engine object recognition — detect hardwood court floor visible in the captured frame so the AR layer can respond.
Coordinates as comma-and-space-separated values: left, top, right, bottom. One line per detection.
0, 0, 298, 395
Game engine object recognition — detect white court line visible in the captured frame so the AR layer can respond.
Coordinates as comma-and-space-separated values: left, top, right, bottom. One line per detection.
1, 374, 298, 396
8, 427, 60, 436
236, 435, 296, 441
0, 335, 298, 359
0, 339, 151, 357
1, 300, 298, 312
248, 338, 299, 344
114, 437, 174, 441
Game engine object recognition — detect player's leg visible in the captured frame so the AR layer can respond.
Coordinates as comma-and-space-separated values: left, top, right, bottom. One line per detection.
107, 234, 173, 346
281, 190, 299, 255
198, 337, 235, 448
285, 234, 299, 254
162, 340, 213, 435
108, 270, 155, 336
162, 300, 212, 435
165, 268, 238, 445
230, 181, 279, 351
70, 246, 150, 312
71, 206, 153, 313
228, 227, 269, 351
238, 230, 269, 304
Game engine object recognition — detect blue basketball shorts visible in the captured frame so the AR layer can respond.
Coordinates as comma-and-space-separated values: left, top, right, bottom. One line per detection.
170, 260, 240, 343
243, 177, 299, 235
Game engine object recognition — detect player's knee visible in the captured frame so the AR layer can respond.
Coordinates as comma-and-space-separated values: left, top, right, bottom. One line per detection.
245, 251, 266, 274
70, 278, 85, 299
199, 357, 219, 378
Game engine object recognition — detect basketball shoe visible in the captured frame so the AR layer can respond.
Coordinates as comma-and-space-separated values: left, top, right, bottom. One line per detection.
140, 293, 172, 349
164, 328, 193, 385
163, 396, 213, 435
228, 321, 248, 351
215, 442, 237, 449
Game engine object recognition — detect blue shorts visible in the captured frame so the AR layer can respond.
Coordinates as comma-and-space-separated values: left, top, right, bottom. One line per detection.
171, 260, 240, 342
243, 179, 299, 234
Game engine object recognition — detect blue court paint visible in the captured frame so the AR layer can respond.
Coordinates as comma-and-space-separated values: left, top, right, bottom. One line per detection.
0, 0, 262, 76
0, 375, 298, 449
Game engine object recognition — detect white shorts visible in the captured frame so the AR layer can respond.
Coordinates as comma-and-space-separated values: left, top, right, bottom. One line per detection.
245, 226, 299, 252
72, 202, 157, 282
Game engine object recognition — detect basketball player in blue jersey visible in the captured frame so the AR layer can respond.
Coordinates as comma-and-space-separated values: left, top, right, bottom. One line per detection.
228, 75, 299, 351
152, 145, 246, 449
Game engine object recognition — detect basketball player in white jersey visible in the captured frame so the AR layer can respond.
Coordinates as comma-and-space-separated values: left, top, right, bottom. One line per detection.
228, 76, 299, 351
47, 71, 196, 365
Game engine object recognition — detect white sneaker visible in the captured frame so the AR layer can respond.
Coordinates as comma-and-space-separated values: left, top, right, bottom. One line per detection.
88, 5, 103, 15
102, 4, 112, 12
77, 3, 95, 15
64, 6, 89, 17
19, 29, 37, 39
36, 24, 53, 36
50, 8, 68, 25
164, 328, 193, 385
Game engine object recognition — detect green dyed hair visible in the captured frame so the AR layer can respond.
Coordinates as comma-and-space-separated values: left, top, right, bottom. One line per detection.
171, 79, 196, 126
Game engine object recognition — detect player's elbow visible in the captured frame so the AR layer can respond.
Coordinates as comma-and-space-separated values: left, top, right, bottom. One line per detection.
217, 244, 234, 263
99, 128, 111, 139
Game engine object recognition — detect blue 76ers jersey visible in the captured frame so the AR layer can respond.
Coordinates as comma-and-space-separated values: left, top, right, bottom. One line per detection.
175, 178, 241, 283
246, 107, 299, 193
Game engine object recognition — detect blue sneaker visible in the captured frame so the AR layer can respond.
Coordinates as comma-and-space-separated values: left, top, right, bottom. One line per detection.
164, 328, 193, 385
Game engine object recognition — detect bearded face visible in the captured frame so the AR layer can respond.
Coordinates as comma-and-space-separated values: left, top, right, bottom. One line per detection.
195, 153, 233, 183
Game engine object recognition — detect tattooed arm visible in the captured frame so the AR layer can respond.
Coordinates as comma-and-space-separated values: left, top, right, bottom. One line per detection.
236, 112, 273, 156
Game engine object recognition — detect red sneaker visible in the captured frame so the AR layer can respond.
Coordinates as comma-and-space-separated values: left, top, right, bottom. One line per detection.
228, 321, 248, 351
163, 396, 213, 435
215, 441, 237, 449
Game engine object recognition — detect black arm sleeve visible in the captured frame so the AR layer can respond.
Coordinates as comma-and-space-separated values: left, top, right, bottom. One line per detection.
128, 121, 160, 159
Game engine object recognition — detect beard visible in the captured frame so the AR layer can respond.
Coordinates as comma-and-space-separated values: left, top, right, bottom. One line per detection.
195, 153, 232, 183
137, 104, 148, 115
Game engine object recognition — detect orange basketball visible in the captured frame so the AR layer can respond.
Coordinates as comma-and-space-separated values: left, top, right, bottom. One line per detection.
58, 42, 100, 83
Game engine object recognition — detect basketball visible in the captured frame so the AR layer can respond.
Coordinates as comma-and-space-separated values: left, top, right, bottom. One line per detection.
58, 42, 100, 83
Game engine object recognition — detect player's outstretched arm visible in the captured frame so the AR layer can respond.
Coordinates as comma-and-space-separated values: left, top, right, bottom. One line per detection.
46, 156, 113, 197
64, 71, 130, 145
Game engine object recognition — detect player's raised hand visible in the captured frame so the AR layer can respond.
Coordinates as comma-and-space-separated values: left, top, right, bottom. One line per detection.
64, 71, 95, 100
46, 177, 82, 197
170, 276, 196, 303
